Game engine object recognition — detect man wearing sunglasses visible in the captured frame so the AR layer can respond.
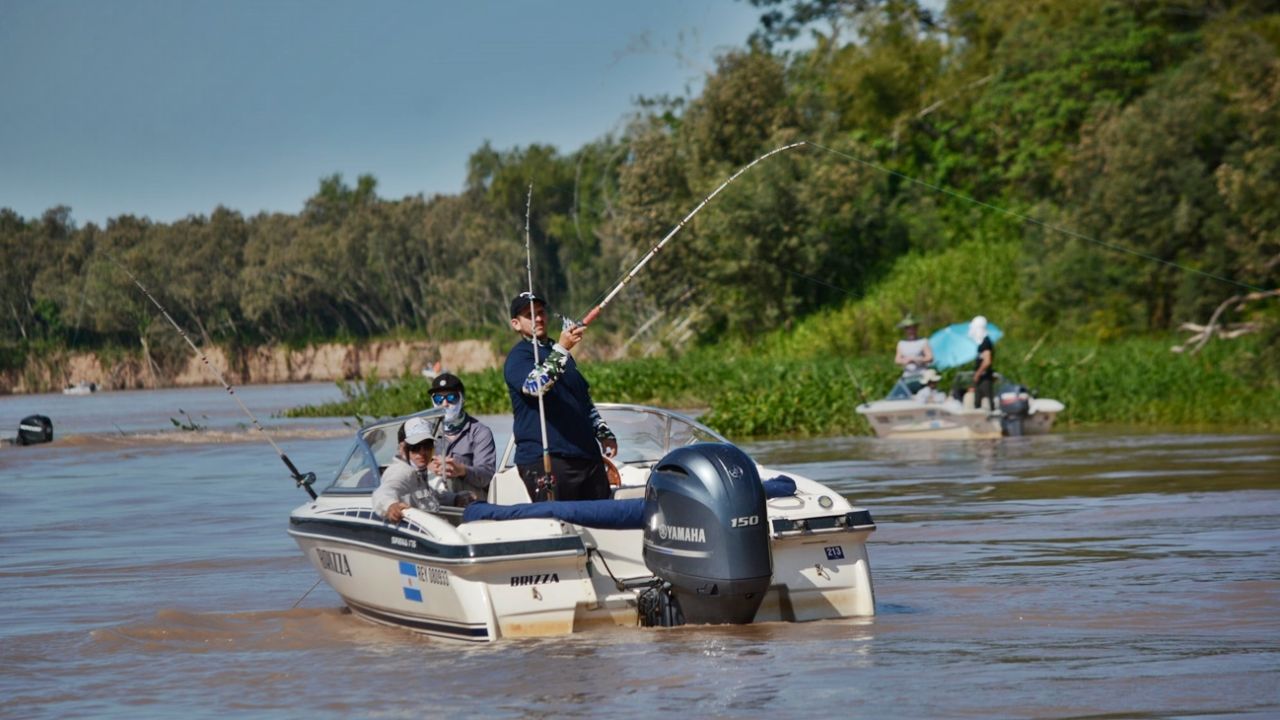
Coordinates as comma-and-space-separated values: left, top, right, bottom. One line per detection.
425, 372, 496, 501
373, 416, 476, 523
504, 291, 618, 502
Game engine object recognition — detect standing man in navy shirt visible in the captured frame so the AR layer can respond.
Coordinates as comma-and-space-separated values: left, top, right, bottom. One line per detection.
504, 291, 618, 501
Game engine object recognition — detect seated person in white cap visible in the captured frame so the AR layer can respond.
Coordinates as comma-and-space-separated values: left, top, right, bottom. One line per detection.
372, 416, 475, 523
914, 369, 947, 404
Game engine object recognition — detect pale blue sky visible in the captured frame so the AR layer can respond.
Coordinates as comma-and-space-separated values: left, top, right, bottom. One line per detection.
0, 0, 764, 226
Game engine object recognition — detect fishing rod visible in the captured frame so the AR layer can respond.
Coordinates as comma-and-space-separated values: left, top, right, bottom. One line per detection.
576, 141, 808, 327
523, 184, 556, 500
109, 255, 318, 499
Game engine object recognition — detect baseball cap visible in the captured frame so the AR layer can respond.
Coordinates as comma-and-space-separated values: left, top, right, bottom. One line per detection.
430, 372, 464, 394
509, 291, 548, 318
402, 416, 435, 446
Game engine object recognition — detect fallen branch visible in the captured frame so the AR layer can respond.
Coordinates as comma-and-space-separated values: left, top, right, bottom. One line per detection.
1171, 289, 1279, 353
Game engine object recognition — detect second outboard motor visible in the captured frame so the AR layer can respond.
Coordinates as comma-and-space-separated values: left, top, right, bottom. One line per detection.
998, 384, 1031, 436
18, 415, 54, 445
642, 443, 771, 625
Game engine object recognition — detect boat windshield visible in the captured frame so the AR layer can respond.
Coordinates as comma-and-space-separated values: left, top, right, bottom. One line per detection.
887, 376, 921, 399
358, 409, 445, 467
596, 404, 726, 465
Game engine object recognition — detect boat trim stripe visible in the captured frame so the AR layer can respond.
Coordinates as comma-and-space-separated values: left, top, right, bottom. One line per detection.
290, 529, 582, 566
344, 599, 491, 641
642, 542, 711, 559
289, 517, 586, 562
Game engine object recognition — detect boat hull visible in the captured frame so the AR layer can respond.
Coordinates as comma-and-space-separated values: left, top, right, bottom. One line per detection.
856, 398, 1062, 439
289, 470, 877, 641
290, 404, 877, 642
857, 399, 1003, 439
289, 509, 591, 642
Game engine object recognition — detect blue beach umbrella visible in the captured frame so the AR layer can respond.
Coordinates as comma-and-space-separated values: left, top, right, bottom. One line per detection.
928, 322, 1003, 370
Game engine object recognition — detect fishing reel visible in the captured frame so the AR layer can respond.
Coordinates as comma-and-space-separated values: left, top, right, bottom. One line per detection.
528, 472, 558, 502
556, 313, 583, 332
295, 471, 317, 497
284, 456, 318, 499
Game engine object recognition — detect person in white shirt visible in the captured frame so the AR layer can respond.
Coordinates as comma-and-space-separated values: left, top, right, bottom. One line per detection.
894, 313, 934, 376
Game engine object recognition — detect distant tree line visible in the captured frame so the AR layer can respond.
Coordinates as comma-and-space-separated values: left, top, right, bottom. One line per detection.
2, 0, 1275, 371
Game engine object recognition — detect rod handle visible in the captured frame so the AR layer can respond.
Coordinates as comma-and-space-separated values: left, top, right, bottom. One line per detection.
580, 306, 602, 326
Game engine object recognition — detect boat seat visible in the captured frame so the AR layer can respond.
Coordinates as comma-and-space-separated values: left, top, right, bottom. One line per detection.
355, 467, 380, 489
612, 485, 646, 501
488, 469, 532, 504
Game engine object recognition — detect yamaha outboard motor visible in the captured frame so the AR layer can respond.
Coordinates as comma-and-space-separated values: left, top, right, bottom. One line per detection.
642, 443, 771, 625
18, 415, 54, 445
998, 383, 1031, 436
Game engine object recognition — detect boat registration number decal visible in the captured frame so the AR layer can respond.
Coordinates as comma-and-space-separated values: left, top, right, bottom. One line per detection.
316, 548, 353, 576
824, 546, 845, 560
422, 566, 450, 587
400, 562, 449, 587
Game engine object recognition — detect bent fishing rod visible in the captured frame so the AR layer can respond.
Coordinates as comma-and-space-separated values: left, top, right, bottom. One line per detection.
110, 256, 318, 499
576, 141, 807, 327
524, 184, 556, 499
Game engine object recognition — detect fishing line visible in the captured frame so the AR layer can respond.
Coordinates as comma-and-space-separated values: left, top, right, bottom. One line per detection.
577, 141, 808, 326
291, 577, 324, 609
107, 254, 317, 498
779, 265, 867, 301
566, 133, 1269, 347
804, 140, 1269, 294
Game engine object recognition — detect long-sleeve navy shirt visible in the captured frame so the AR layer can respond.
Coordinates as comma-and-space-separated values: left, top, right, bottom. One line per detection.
503, 337, 607, 465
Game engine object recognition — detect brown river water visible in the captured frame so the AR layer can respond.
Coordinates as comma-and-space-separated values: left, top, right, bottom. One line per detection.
1, 384, 1277, 718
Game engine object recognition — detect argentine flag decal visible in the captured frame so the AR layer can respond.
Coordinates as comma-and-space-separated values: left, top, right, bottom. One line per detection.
399, 561, 423, 602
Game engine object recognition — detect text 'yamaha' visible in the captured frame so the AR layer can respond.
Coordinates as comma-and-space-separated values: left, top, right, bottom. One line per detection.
657, 524, 707, 543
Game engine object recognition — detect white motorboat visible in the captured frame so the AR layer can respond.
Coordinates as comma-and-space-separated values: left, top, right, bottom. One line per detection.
856, 374, 1064, 440
289, 403, 876, 642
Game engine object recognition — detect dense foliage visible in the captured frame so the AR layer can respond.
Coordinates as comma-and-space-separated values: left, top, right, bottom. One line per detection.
288, 335, 1280, 436
3, 0, 1276, 392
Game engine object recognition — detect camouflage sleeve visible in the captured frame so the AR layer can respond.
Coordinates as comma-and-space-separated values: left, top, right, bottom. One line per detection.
589, 404, 615, 441
521, 346, 570, 397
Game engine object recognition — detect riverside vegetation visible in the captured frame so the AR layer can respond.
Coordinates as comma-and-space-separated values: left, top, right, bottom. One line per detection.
5, 1, 1278, 432
288, 239, 1280, 436
288, 334, 1280, 437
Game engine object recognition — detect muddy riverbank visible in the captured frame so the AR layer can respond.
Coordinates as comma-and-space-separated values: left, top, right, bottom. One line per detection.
0, 338, 500, 394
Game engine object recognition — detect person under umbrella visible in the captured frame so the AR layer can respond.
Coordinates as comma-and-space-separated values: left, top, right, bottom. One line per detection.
968, 316, 996, 411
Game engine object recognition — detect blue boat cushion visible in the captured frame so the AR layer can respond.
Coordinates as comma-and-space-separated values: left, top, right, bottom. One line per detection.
461, 475, 798, 529
462, 498, 646, 529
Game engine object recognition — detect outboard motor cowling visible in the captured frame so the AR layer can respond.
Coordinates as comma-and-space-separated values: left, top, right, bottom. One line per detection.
642, 443, 772, 625
18, 415, 54, 445
998, 384, 1031, 436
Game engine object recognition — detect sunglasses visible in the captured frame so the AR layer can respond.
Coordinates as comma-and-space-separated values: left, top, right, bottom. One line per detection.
431, 392, 460, 405
405, 439, 432, 453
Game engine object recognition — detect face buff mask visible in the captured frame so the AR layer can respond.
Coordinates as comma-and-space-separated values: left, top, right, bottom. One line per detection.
443, 396, 465, 431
